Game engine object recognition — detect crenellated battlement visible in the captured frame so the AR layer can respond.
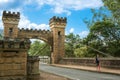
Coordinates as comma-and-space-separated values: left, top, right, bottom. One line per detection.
19, 28, 50, 33
0, 38, 31, 49
2, 10, 20, 19
49, 16, 67, 24
49, 16, 67, 29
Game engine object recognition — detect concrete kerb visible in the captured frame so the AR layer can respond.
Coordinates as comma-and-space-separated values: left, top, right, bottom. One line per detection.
51, 64, 120, 76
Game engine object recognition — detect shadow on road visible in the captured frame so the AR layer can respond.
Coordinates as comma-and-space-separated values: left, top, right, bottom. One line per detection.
40, 70, 72, 80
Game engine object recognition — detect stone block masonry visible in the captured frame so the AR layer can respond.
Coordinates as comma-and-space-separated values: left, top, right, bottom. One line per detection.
0, 39, 30, 80
27, 56, 40, 80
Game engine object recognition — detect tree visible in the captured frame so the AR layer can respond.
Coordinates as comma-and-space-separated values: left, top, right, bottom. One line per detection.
102, 0, 120, 25
74, 46, 88, 57
65, 33, 81, 57
83, 5, 120, 57
83, 7, 112, 29
29, 40, 51, 56
85, 20, 120, 57
89, 21, 119, 42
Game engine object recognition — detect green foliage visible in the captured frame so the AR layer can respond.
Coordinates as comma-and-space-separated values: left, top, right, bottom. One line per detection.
103, 0, 120, 25
83, 7, 112, 28
85, 20, 120, 57
83, 1, 120, 57
74, 46, 88, 57
29, 40, 51, 56
89, 21, 118, 41
65, 33, 82, 57
65, 33, 98, 58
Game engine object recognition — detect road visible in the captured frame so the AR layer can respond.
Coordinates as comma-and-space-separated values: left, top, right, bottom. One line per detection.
39, 64, 120, 80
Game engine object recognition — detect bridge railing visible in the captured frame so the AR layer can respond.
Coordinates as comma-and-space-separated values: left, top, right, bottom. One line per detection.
59, 58, 120, 69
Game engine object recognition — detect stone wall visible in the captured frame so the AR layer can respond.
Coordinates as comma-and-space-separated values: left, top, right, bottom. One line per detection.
0, 51, 27, 80
0, 39, 30, 80
59, 58, 120, 69
27, 56, 40, 80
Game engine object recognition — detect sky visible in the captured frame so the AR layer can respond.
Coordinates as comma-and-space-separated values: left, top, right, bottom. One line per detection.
0, 0, 103, 38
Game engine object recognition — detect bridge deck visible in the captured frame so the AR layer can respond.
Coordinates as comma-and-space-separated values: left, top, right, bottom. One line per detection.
40, 64, 120, 80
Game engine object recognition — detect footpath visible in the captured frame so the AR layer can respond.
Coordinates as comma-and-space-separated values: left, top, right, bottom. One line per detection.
52, 64, 120, 75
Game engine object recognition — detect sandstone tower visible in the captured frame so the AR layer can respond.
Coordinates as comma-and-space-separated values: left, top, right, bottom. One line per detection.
2, 11, 20, 38
49, 16, 67, 63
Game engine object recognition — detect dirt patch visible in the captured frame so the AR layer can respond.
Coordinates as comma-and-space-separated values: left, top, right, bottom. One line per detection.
40, 70, 71, 80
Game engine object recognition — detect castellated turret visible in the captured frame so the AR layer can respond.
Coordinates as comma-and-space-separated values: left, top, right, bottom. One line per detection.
2, 11, 20, 19
49, 16, 67, 63
49, 16, 67, 29
2, 11, 20, 38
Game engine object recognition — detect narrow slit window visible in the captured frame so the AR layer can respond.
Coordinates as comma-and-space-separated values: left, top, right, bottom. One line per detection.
9, 28, 13, 35
58, 31, 61, 36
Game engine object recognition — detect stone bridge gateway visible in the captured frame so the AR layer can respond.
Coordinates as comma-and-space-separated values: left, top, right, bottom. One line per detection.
2, 11, 67, 64
0, 10, 67, 80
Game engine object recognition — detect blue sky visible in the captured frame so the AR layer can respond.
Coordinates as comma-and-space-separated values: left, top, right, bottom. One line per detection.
0, 0, 103, 38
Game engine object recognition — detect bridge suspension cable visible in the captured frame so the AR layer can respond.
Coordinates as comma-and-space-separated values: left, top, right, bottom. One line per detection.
86, 45, 114, 58
32, 44, 48, 56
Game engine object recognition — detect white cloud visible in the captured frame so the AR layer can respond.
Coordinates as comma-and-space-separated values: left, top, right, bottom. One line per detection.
69, 28, 74, 33
0, 0, 103, 15
0, 0, 103, 30
19, 14, 49, 30
54, 7, 71, 15
0, 0, 13, 3
36, 0, 103, 15
79, 31, 89, 38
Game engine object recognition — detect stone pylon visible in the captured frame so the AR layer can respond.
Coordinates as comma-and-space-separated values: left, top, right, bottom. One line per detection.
49, 16, 67, 64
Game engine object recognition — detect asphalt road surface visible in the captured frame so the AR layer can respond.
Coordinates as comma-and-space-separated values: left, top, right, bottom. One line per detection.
39, 64, 120, 80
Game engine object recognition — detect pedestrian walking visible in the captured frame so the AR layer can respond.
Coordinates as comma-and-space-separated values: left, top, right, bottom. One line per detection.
95, 54, 100, 71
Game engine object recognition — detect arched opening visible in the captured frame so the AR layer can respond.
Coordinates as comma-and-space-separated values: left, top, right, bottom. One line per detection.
28, 39, 52, 64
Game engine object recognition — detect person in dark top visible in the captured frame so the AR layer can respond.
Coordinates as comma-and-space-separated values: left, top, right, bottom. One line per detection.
95, 54, 100, 71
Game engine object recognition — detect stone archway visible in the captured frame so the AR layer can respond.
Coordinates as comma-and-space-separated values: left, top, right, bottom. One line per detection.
2, 11, 67, 64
